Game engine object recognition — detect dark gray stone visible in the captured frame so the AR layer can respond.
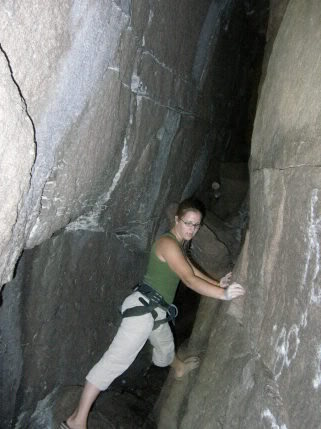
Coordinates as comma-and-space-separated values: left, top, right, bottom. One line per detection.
157, 1, 321, 428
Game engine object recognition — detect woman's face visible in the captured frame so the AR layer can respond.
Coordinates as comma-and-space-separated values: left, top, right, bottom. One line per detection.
174, 209, 202, 241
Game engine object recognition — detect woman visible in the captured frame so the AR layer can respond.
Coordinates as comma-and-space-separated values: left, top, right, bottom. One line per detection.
62, 198, 245, 429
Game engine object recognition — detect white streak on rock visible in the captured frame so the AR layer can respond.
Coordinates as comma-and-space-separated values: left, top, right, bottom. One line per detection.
107, 66, 120, 72
130, 73, 141, 92
66, 138, 128, 231
264, 173, 285, 289
285, 324, 300, 367
142, 50, 173, 73
274, 323, 301, 379
261, 409, 288, 429
305, 190, 321, 304
148, 9, 154, 25
273, 190, 320, 380
300, 309, 308, 328
312, 345, 321, 389
301, 190, 319, 288
274, 327, 287, 379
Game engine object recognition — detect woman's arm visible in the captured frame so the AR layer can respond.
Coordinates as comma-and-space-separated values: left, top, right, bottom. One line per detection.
187, 259, 220, 287
156, 238, 244, 300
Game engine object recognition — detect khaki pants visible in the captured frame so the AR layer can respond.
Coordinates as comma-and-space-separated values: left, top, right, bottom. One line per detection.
86, 291, 175, 391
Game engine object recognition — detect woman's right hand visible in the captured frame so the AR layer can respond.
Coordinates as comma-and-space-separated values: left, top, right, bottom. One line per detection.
223, 282, 245, 300
219, 271, 232, 288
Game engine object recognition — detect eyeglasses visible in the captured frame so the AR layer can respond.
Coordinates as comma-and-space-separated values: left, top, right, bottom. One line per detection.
179, 218, 202, 229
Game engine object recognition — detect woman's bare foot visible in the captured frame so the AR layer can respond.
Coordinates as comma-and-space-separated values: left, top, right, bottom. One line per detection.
65, 414, 86, 429
63, 381, 100, 429
171, 355, 200, 380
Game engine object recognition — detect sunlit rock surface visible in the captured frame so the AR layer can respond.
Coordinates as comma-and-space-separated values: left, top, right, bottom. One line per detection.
157, 1, 321, 428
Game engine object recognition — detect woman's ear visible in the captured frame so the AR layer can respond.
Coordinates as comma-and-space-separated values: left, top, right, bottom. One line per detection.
174, 215, 179, 224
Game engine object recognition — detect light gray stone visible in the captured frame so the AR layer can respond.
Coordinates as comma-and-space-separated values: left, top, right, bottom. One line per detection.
0, 46, 35, 285
0, 0, 220, 286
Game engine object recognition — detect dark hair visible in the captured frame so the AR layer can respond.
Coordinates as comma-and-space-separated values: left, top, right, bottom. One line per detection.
176, 197, 206, 219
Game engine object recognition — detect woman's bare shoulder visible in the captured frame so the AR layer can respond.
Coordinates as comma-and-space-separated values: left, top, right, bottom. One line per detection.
157, 234, 179, 248
155, 235, 182, 260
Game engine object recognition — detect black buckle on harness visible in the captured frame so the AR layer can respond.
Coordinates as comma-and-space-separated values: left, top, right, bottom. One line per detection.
166, 303, 178, 322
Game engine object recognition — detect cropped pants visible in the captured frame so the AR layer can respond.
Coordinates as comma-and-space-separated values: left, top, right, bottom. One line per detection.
86, 291, 175, 391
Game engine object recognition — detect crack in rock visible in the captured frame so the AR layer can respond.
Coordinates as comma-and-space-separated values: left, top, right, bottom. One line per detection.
0, 43, 37, 156
252, 164, 321, 172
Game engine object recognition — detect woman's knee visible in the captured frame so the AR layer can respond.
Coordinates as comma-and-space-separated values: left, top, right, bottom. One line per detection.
149, 325, 175, 367
152, 341, 175, 367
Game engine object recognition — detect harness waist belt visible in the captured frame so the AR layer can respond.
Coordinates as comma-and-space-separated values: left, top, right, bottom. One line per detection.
121, 283, 178, 330
134, 283, 169, 308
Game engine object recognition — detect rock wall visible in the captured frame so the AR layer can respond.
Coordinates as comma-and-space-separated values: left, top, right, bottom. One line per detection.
0, 0, 205, 286
0, 1, 266, 427
157, 1, 321, 428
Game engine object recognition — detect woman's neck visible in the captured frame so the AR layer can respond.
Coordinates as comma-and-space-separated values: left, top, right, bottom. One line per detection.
170, 227, 184, 244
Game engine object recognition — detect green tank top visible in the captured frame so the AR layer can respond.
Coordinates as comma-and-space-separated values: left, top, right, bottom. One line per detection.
143, 232, 181, 304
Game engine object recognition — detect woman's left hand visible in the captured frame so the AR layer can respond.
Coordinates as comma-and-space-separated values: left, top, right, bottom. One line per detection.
223, 282, 245, 300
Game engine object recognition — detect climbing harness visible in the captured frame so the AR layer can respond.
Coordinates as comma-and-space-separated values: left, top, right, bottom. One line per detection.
121, 283, 178, 330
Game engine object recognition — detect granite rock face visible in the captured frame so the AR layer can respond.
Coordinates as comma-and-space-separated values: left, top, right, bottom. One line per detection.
157, 1, 321, 428
0, 0, 207, 286
0, 44, 36, 285
0, 1, 267, 427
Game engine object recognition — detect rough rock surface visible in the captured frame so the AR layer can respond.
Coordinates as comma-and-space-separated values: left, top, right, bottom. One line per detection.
0, 44, 36, 285
0, 0, 209, 285
156, 1, 321, 428
0, 1, 267, 427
